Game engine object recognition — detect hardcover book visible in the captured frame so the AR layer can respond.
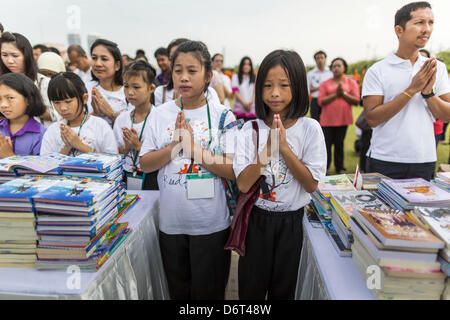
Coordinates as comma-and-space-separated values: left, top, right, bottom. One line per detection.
318, 174, 356, 197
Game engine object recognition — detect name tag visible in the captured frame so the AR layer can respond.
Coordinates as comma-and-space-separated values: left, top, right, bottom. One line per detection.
186, 173, 215, 199
126, 172, 144, 190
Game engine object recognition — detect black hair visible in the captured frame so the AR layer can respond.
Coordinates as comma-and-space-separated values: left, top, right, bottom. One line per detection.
0, 32, 38, 81
170, 41, 212, 94
33, 44, 49, 53
166, 38, 190, 90
154, 47, 168, 58
47, 72, 88, 116
212, 53, 223, 61
238, 56, 255, 85
67, 44, 86, 56
0, 23, 4, 33
0, 72, 46, 117
47, 47, 60, 56
136, 49, 146, 56
395, 1, 431, 29
90, 39, 123, 86
123, 60, 156, 86
330, 57, 348, 74
255, 50, 309, 121
419, 48, 431, 58
314, 50, 327, 60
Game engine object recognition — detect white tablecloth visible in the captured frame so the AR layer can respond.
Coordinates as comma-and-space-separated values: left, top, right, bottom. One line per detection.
0, 191, 169, 300
295, 214, 374, 300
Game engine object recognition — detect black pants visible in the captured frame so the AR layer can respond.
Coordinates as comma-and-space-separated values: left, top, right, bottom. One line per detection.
159, 228, 231, 300
310, 98, 321, 123
366, 157, 436, 181
123, 170, 159, 190
238, 206, 304, 300
322, 126, 348, 172
359, 129, 372, 172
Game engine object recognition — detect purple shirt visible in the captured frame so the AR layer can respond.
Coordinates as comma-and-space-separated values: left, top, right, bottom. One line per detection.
156, 72, 169, 86
0, 118, 46, 156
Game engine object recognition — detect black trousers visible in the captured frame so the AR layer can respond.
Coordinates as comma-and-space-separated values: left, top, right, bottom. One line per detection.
359, 129, 372, 172
159, 228, 231, 300
310, 98, 321, 123
123, 170, 159, 190
322, 126, 348, 172
238, 206, 304, 300
366, 157, 436, 181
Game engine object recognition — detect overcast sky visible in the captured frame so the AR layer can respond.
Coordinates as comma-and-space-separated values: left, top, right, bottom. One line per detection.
2, 0, 449, 69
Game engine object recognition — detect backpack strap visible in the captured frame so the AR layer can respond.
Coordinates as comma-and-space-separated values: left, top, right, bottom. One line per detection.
219, 109, 244, 133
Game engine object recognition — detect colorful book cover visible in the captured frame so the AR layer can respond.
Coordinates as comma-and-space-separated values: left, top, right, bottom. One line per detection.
414, 207, 450, 246
382, 178, 450, 203
318, 174, 356, 196
355, 208, 445, 249
0, 156, 34, 172
0, 176, 65, 201
330, 190, 390, 218
347, 173, 390, 190
59, 153, 123, 172
32, 177, 118, 207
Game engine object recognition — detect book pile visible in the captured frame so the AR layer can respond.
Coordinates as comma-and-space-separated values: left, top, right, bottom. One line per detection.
58, 153, 124, 182
328, 190, 390, 252
433, 172, 450, 192
347, 172, 390, 190
0, 176, 66, 267
350, 208, 446, 300
32, 176, 125, 271
376, 178, 450, 211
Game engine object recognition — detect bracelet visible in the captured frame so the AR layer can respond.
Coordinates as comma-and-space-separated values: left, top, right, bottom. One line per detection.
402, 91, 412, 99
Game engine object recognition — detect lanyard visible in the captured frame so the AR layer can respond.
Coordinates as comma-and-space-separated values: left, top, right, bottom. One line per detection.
68, 113, 88, 156
131, 107, 151, 170
179, 97, 213, 149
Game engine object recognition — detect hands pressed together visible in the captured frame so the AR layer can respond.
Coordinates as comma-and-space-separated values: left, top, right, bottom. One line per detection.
91, 87, 115, 119
408, 57, 437, 96
0, 133, 14, 158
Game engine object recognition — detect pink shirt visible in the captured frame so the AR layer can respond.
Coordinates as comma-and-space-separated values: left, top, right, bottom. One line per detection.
318, 77, 359, 127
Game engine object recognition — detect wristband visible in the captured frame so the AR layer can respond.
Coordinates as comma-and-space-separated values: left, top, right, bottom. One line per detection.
402, 91, 412, 99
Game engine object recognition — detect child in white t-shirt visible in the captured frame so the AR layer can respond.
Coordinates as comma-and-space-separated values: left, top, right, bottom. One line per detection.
232, 56, 256, 120
40, 72, 118, 156
113, 60, 158, 190
139, 41, 237, 300
233, 50, 327, 300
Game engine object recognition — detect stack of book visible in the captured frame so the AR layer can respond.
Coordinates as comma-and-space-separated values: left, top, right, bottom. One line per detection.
434, 172, 450, 192
328, 190, 390, 252
350, 208, 446, 300
0, 176, 65, 267
32, 176, 124, 270
376, 178, 450, 211
59, 153, 124, 182
347, 172, 390, 190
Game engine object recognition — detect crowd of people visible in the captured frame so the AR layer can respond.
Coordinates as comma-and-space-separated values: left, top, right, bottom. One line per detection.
0, 1, 449, 300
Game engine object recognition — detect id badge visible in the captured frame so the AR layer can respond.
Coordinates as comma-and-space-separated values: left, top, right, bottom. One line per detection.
186, 173, 215, 199
126, 172, 144, 190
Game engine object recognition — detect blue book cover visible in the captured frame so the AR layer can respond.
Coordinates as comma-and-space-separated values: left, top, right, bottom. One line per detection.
59, 153, 123, 173
33, 177, 118, 207
0, 176, 66, 201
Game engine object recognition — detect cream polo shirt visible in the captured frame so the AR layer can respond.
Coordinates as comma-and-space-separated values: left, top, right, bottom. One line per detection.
362, 53, 450, 164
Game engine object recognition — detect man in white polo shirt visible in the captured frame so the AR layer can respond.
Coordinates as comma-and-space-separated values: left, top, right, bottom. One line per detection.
67, 44, 93, 86
307, 50, 333, 123
362, 1, 450, 181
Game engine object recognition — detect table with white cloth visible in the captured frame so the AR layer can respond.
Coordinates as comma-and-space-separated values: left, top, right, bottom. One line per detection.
0, 190, 169, 300
295, 214, 374, 300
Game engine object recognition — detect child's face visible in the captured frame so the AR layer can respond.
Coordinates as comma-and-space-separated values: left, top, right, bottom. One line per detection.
91, 45, 120, 82
242, 59, 251, 74
156, 54, 170, 73
1, 43, 25, 74
52, 94, 87, 122
262, 65, 292, 117
0, 84, 27, 120
172, 52, 211, 101
124, 75, 154, 108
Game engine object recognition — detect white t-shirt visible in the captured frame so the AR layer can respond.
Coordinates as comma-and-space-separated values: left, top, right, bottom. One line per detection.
113, 109, 153, 172
73, 67, 93, 86
307, 66, 333, 99
40, 115, 118, 156
154, 85, 221, 107
86, 81, 132, 126
139, 99, 237, 235
231, 74, 255, 114
220, 72, 232, 108
233, 118, 327, 212
362, 53, 450, 163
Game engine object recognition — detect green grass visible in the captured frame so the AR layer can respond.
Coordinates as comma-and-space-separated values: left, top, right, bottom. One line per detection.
328, 106, 449, 175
